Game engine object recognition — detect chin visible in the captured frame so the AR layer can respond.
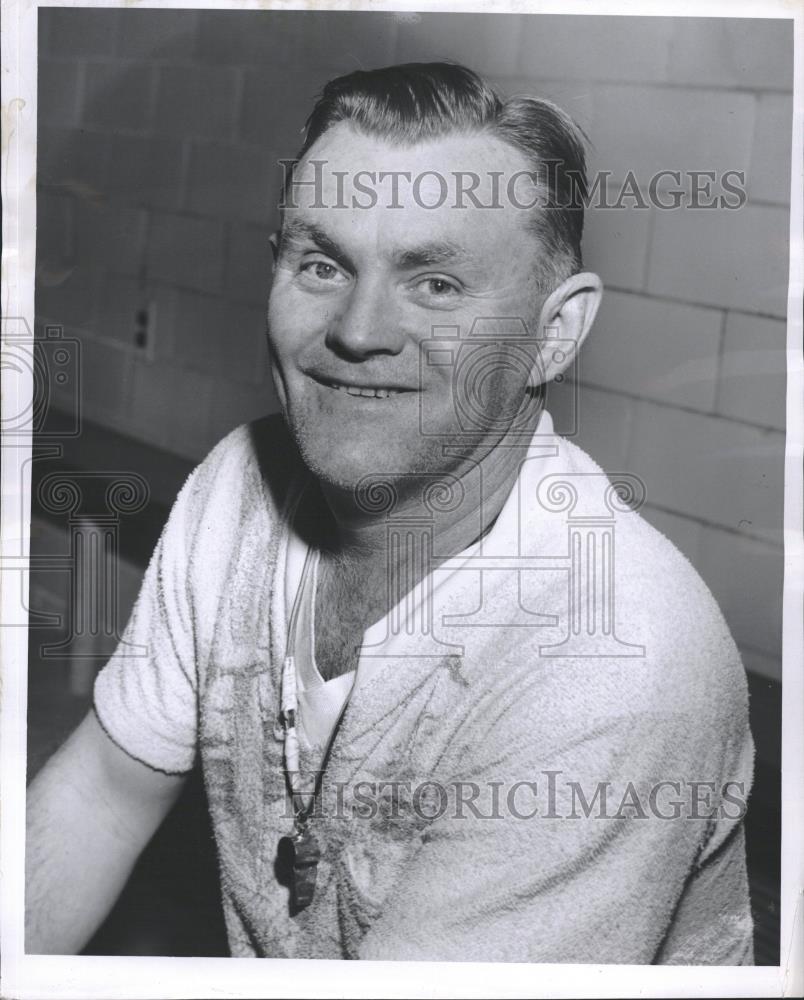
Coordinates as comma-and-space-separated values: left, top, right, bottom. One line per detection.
289, 427, 388, 490
289, 424, 454, 496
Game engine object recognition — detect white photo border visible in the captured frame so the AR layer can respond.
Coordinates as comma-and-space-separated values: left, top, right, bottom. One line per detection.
1, 2, 801, 997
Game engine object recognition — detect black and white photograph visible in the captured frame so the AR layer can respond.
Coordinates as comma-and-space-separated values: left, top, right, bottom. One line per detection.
1, 2, 802, 997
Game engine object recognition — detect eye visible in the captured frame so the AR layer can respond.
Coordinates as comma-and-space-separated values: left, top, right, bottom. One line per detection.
426, 278, 456, 295
415, 275, 462, 303
298, 256, 348, 286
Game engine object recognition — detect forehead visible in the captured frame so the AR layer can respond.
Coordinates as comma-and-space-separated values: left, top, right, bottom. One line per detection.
284, 122, 541, 257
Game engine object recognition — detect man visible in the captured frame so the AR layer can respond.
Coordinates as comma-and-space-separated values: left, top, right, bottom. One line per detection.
26, 63, 754, 963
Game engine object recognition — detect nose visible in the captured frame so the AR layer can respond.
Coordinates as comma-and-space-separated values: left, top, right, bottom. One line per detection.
325, 277, 405, 360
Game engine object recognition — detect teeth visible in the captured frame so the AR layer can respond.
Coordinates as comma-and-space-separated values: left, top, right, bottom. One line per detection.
331, 383, 400, 398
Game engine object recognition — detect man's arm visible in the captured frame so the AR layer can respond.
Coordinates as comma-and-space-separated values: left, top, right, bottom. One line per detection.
25, 709, 186, 955
24, 431, 243, 954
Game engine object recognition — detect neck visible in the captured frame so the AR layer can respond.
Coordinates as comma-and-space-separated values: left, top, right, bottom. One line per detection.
317, 410, 542, 568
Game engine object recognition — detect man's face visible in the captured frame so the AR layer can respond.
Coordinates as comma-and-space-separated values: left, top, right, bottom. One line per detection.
267, 123, 551, 492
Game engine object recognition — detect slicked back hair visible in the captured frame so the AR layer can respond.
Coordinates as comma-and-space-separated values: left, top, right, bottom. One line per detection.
285, 62, 589, 292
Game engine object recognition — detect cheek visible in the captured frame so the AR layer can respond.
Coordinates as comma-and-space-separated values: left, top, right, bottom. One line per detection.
453, 342, 532, 403
483, 363, 532, 422
267, 286, 331, 360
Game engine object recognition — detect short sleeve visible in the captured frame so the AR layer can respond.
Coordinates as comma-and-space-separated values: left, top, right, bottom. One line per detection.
93, 466, 205, 774
92, 418, 296, 775
94, 422, 239, 774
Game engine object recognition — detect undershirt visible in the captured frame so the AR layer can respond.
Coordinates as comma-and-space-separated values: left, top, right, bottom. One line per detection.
284, 488, 487, 765
289, 542, 355, 759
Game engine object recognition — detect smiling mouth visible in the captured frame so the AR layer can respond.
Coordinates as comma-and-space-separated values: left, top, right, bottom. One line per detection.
331, 383, 403, 399
312, 375, 413, 399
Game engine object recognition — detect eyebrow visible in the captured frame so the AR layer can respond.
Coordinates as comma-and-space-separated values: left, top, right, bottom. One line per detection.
394, 241, 472, 269
280, 219, 474, 272
280, 220, 354, 271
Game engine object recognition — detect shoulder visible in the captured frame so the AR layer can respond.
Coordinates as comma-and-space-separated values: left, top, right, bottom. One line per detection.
613, 498, 747, 718
172, 412, 304, 529
182, 412, 300, 498
154, 413, 306, 615
557, 434, 744, 700
511, 432, 753, 774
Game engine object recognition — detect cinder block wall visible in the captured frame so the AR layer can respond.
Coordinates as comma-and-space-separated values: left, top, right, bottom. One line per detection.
37, 10, 791, 700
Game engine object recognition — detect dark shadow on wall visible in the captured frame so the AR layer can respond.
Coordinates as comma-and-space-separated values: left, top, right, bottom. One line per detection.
83, 768, 230, 957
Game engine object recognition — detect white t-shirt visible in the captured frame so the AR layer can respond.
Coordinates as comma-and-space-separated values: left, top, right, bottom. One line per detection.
93, 411, 756, 963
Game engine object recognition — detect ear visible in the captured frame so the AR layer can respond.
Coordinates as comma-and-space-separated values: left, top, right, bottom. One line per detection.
530, 272, 603, 386
269, 231, 280, 269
